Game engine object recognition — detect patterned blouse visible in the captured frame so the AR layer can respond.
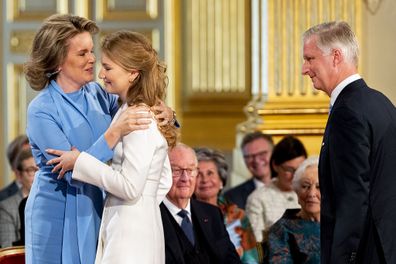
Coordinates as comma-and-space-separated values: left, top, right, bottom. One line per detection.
267, 209, 320, 263
218, 195, 260, 263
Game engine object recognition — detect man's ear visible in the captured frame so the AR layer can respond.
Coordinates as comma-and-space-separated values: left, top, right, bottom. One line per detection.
14, 170, 23, 182
333, 49, 343, 66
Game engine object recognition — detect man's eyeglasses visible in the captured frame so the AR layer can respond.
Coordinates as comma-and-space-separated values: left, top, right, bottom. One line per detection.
243, 150, 269, 162
21, 166, 38, 174
171, 166, 197, 178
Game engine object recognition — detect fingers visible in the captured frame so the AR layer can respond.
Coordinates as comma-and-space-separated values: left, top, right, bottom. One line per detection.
128, 124, 150, 131
46, 149, 65, 156
133, 117, 151, 126
154, 111, 167, 120
57, 169, 66, 180
47, 157, 60, 166
157, 119, 168, 126
127, 105, 150, 113
51, 163, 62, 173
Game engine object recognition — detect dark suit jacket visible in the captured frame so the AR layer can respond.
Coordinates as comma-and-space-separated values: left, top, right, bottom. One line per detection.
0, 181, 19, 202
320, 79, 396, 264
223, 179, 256, 210
160, 199, 241, 264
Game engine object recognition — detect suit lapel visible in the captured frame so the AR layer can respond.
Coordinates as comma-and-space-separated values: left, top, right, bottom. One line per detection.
191, 200, 214, 246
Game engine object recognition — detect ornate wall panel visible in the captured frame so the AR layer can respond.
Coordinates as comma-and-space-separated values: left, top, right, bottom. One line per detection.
7, 0, 69, 21
98, 0, 158, 20
180, 0, 251, 150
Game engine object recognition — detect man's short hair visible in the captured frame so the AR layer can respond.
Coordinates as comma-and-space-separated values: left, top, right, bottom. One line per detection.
6, 135, 29, 170
240, 131, 274, 150
15, 149, 34, 172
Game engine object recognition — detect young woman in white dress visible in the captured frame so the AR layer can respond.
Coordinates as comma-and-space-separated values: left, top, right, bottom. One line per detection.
47, 30, 177, 264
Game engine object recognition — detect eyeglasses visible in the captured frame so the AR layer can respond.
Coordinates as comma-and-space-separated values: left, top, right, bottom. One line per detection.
171, 166, 198, 178
21, 166, 38, 174
278, 164, 297, 175
243, 150, 269, 162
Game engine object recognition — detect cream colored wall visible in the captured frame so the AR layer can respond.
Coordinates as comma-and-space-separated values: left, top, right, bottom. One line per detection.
361, 0, 396, 104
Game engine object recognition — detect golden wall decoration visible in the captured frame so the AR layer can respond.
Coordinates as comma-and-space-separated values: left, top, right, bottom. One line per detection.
180, 0, 251, 150
10, 30, 35, 54
6, 64, 32, 141
97, 0, 158, 21
7, 0, 68, 21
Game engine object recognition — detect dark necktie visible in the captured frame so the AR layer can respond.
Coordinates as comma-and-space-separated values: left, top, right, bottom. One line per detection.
177, 209, 195, 245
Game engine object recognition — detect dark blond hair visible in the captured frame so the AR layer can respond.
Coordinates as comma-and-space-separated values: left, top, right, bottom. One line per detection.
101, 30, 177, 147
24, 14, 98, 91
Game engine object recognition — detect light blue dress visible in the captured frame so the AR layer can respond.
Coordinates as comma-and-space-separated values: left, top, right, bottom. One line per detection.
25, 80, 118, 264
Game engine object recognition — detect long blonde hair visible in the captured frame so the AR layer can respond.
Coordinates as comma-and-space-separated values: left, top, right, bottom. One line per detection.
101, 30, 177, 147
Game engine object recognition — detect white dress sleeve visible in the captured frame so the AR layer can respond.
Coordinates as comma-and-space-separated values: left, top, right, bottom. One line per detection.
156, 155, 172, 204
72, 122, 160, 202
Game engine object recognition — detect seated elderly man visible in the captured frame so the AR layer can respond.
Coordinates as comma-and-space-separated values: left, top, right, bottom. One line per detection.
267, 156, 320, 263
160, 143, 241, 264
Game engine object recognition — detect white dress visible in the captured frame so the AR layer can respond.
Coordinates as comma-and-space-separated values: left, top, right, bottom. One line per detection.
73, 104, 172, 264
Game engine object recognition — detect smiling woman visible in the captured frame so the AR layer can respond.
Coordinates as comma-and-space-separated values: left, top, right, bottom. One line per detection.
194, 147, 259, 263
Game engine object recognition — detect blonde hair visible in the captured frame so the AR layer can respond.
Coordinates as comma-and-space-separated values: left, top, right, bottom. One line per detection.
303, 21, 359, 67
24, 14, 98, 91
101, 30, 177, 147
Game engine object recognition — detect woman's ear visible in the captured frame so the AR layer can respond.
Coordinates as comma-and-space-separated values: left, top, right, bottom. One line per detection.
129, 70, 139, 83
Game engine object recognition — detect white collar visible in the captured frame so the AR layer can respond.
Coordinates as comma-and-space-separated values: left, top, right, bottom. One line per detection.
253, 178, 265, 189
163, 196, 192, 224
330, 74, 361, 107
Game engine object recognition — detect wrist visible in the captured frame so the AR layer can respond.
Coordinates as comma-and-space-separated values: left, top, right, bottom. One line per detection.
170, 111, 180, 128
104, 127, 121, 149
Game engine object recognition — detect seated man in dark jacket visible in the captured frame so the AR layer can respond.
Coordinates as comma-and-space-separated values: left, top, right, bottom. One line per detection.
160, 143, 241, 264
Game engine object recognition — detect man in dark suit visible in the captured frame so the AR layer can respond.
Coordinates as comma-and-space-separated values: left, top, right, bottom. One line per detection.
0, 135, 30, 201
223, 132, 273, 209
302, 21, 396, 264
160, 143, 241, 264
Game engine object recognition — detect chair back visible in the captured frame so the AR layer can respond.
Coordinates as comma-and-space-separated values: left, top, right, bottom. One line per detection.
0, 246, 25, 264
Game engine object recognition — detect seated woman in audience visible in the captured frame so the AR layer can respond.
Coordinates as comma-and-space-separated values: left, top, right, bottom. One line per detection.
194, 147, 259, 263
267, 156, 320, 263
246, 136, 307, 242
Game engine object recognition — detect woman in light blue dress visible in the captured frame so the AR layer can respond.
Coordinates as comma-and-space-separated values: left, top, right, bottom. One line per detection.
24, 14, 172, 264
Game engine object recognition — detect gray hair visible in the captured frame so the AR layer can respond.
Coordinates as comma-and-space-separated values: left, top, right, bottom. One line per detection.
292, 156, 319, 192
303, 21, 359, 67
194, 147, 228, 187
170, 143, 198, 166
